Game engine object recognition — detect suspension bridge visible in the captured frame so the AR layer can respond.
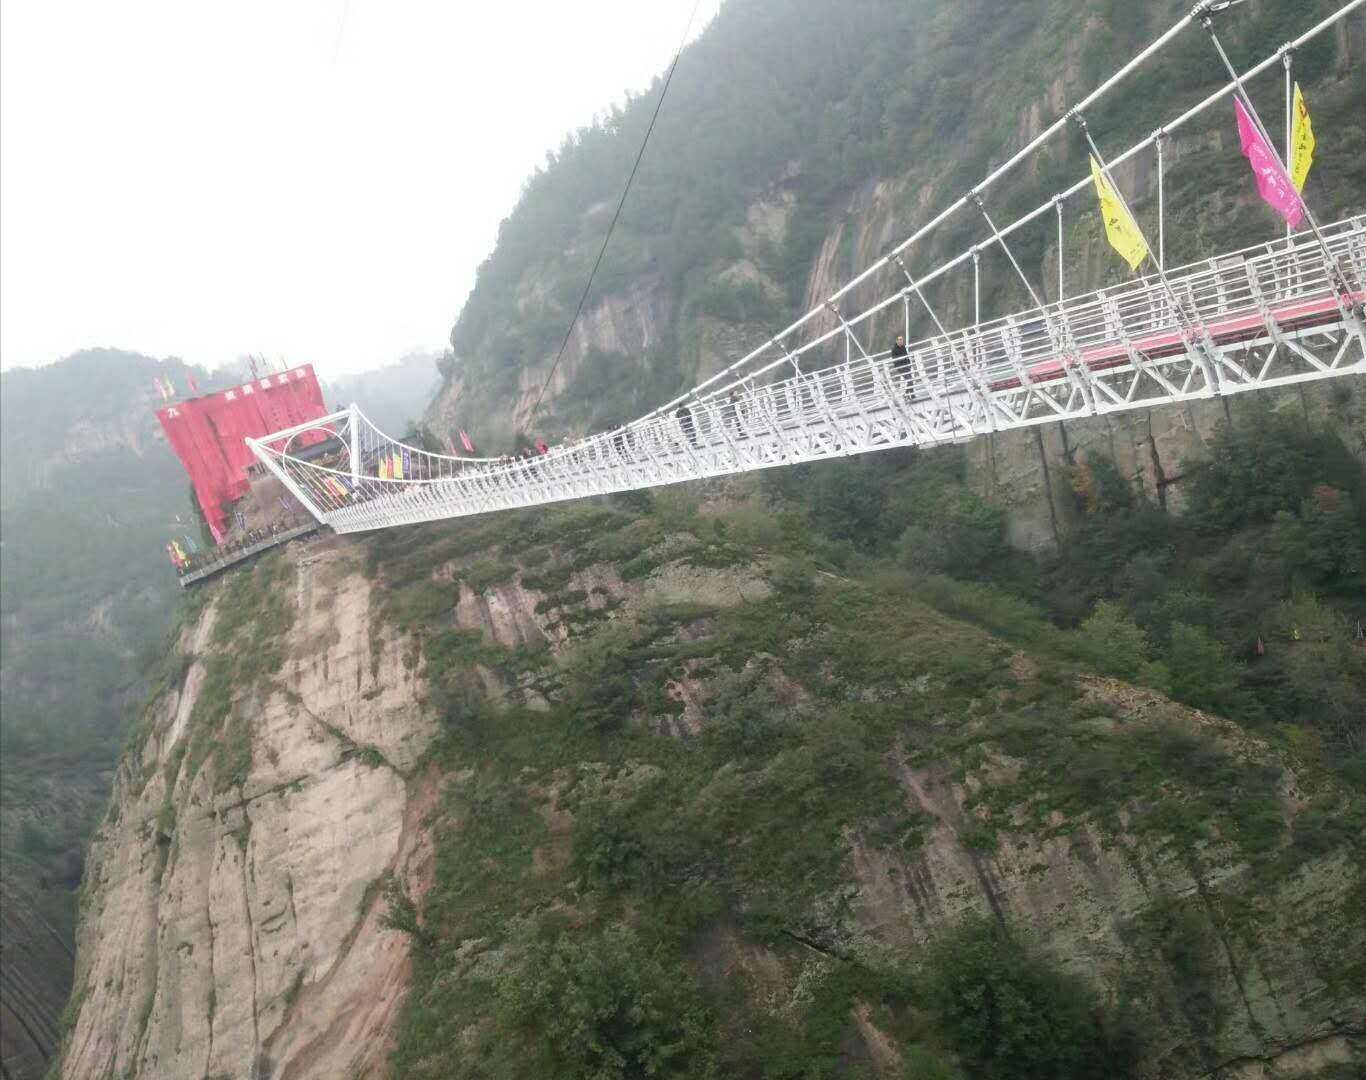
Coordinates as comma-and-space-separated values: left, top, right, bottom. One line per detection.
249, 1, 1366, 536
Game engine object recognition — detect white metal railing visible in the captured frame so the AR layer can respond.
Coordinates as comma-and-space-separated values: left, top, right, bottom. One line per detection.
637, 0, 1366, 423
249, 217, 1364, 533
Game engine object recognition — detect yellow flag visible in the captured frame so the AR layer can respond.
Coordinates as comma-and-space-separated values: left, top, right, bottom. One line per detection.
392, 453, 404, 480
1090, 155, 1150, 272
1290, 82, 1314, 193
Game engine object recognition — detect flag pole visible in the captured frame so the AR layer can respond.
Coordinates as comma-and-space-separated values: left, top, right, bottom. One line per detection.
1055, 197, 1065, 302
1155, 129, 1166, 269
1283, 48, 1292, 244
1073, 112, 1223, 393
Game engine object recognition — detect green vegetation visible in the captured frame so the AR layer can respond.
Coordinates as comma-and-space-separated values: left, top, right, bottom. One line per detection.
924, 916, 1141, 1080
366, 475, 1289, 1080
495, 926, 718, 1080
375, 419, 1363, 1077
440, 0, 1365, 448
174, 555, 297, 797
752, 401, 1366, 781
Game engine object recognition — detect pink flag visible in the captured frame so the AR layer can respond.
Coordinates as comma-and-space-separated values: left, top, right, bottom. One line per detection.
1234, 97, 1303, 228
460, 429, 475, 453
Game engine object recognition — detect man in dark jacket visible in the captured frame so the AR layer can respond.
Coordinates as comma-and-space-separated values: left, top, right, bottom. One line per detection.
889, 334, 914, 399
724, 388, 743, 437
675, 404, 699, 449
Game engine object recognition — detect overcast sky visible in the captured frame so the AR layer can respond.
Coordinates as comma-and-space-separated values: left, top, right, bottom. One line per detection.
0, 0, 720, 377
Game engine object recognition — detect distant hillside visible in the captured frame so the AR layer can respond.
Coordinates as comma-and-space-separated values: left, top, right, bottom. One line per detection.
323, 350, 442, 438
0, 350, 217, 752
0, 348, 212, 1078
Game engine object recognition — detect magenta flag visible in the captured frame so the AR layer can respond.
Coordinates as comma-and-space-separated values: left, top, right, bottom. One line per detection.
1235, 97, 1304, 228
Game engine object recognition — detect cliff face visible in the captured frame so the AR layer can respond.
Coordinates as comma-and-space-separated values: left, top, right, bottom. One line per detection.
59, 492, 1365, 1078
60, 539, 435, 1080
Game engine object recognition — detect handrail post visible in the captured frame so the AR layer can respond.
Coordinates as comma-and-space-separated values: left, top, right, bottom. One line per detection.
349, 403, 361, 484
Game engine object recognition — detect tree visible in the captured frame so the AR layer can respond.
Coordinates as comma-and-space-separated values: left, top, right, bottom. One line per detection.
1267, 596, 1365, 755
1166, 623, 1242, 714
1185, 407, 1363, 534
925, 915, 1142, 1080
495, 927, 716, 1080
561, 623, 641, 734
1270, 487, 1364, 592
1073, 601, 1167, 688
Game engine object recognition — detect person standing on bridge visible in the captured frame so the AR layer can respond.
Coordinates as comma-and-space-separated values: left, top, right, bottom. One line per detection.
890, 334, 914, 398
675, 404, 699, 450
724, 389, 743, 438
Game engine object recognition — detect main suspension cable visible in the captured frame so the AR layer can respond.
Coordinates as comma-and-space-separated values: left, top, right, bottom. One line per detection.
527, 0, 704, 425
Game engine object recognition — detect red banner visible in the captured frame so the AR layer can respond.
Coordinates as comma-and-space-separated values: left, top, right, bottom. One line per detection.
157, 365, 328, 541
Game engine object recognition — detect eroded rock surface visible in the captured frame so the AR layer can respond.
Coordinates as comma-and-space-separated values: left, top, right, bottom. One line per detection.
60, 540, 437, 1080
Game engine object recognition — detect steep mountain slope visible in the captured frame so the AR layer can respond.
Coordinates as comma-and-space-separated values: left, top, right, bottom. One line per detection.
428, 0, 1365, 448
58, 462, 1364, 1078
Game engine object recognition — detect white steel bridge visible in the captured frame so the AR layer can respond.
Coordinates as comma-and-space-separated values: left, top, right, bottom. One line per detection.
249, 2, 1366, 535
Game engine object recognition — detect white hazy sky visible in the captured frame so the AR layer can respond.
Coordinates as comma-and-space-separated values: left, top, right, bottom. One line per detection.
0, 0, 720, 377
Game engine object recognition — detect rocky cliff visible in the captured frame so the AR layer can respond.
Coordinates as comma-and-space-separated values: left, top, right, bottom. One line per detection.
58, 486, 1365, 1078
59, 538, 433, 1080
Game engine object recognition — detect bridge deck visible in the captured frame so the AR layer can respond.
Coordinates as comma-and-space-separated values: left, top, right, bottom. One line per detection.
177, 522, 319, 587
247, 217, 1365, 534
993, 288, 1366, 390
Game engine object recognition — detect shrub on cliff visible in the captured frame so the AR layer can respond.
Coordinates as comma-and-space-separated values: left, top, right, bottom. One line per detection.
1184, 404, 1363, 535
924, 915, 1142, 1080
495, 926, 716, 1080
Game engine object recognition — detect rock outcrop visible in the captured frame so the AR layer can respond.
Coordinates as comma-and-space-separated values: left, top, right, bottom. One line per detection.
59, 539, 436, 1080
966, 378, 1366, 552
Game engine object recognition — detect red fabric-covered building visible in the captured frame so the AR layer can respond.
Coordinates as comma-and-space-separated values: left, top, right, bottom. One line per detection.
157, 365, 328, 542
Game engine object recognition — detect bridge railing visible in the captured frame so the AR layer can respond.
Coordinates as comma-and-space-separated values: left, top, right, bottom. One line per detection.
249, 216, 1364, 530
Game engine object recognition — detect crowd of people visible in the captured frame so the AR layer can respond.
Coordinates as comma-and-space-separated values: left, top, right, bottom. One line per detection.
170, 515, 316, 578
